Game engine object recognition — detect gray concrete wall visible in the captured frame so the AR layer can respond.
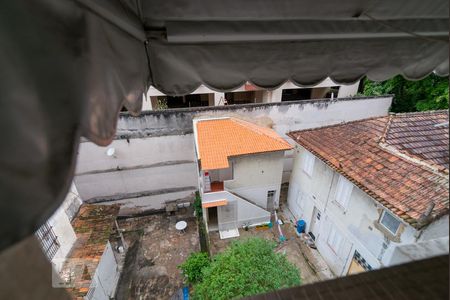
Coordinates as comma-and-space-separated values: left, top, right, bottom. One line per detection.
75, 96, 392, 214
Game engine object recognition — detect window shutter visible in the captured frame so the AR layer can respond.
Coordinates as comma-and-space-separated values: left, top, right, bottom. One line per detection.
302, 151, 315, 177
335, 176, 353, 209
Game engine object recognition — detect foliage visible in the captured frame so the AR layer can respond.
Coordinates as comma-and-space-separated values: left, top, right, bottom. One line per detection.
362, 74, 449, 113
198, 218, 210, 254
192, 238, 301, 300
194, 191, 203, 219
179, 252, 211, 284
156, 98, 168, 110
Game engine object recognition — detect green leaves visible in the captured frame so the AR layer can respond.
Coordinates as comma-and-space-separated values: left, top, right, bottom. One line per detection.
178, 252, 211, 284
189, 238, 301, 300
194, 191, 203, 219
363, 74, 449, 113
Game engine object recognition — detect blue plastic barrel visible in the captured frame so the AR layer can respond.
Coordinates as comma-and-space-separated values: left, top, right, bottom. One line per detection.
296, 220, 306, 234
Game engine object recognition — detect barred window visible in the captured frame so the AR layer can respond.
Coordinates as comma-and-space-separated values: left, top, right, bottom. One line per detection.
36, 222, 60, 260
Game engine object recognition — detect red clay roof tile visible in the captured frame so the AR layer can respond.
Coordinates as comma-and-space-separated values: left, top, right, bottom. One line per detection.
288, 110, 449, 228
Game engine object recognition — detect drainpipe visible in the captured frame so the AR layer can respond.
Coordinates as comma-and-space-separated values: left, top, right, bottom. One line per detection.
274, 210, 286, 242
115, 220, 128, 251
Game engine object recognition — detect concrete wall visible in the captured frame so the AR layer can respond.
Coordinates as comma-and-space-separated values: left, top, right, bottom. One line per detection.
89, 242, 120, 300
76, 96, 392, 214
287, 146, 449, 275
225, 151, 285, 209
75, 135, 198, 214
45, 184, 82, 272
204, 191, 271, 231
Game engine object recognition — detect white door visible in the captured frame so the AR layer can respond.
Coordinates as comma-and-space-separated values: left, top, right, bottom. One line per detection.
309, 207, 321, 240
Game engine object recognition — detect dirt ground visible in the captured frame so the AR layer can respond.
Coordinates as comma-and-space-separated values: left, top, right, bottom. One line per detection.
115, 208, 199, 300
209, 211, 334, 285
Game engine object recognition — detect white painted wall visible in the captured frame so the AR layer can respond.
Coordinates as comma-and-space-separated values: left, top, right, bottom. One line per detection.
420, 215, 449, 241
287, 146, 449, 275
88, 242, 120, 300
337, 82, 359, 98
44, 184, 82, 272
75, 135, 198, 212
388, 236, 449, 266
225, 151, 285, 209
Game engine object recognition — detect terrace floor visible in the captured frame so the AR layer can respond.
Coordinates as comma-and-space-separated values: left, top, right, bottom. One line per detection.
115, 207, 199, 300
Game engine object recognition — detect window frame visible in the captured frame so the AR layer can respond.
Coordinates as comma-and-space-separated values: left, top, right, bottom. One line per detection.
379, 210, 401, 235
302, 151, 315, 177
334, 175, 353, 210
327, 226, 343, 254
35, 222, 60, 260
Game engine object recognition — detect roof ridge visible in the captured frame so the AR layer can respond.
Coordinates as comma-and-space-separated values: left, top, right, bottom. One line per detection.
287, 115, 387, 136
389, 109, 449, 117
378, 114, 394, 144
231, 118, 291, 147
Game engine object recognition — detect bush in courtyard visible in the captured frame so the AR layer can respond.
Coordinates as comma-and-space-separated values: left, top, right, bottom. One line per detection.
178, 252, 210, 284
193, 237, 301, 300
194, 191, 203, 219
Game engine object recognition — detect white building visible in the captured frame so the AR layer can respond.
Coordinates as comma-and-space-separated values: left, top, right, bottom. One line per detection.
36, 186, 121, 300
63, 204, 121, 300
35, 184, 82, 272
287, 111, 449, 276
143, 79, 359, 110
193, 117, 292, 236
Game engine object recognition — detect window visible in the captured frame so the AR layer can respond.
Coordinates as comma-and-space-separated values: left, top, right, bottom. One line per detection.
380, 210, 401, 235
35, 222, 60, 260
65, 197, 80, 221
327, 226, 343, 253
302, 151, 315, 177
335, 175, 353, 209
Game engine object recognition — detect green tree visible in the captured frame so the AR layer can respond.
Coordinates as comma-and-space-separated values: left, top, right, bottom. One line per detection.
362, 74, 449, 113
191, 238, 301, 300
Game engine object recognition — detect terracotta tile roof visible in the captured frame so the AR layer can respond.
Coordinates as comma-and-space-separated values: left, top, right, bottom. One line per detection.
381, 110, 449, 170
288, 111, 449, 228
65, 204, 120, 299
196, 118, 292, 170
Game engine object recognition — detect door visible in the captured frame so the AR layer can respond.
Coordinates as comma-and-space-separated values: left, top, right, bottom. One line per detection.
266, 190, 276, 211
207, 207, 218, 231
347, 250, 372, 275
308, 207, 321, 240
347, 259, 365, 275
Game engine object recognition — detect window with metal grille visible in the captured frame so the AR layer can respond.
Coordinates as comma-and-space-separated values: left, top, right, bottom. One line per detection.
36, 222, 60, 260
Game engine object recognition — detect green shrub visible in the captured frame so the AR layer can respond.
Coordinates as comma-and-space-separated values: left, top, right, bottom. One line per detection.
179, 252, 210, 284
193, 238, 301, 300
194, 191, 203, 219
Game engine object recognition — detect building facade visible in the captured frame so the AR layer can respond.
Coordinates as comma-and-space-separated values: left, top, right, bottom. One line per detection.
74, 96, 392, 216
287, 111, 449, 276
144, 79, 359, 110
36, 184, 83, 272
194, 117, 291, 236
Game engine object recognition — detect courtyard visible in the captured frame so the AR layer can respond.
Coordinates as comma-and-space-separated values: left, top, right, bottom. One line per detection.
115, 208, 199, 300
113, 201, 333, 299
209, 210, 334, 285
